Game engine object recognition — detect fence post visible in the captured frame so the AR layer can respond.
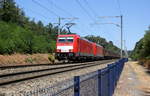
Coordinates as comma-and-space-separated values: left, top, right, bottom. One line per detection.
114, 63, 117, 91
119, 61, 121, 76
98, 69, 102, 96
116, 62, 119, 81
107, 64, 112, 96
74, 76, 80, 96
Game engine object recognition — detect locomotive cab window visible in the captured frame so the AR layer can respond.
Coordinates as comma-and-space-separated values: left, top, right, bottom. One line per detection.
58, 37, 74, 43
58, 37, 66, 42
66, 37, 74, 42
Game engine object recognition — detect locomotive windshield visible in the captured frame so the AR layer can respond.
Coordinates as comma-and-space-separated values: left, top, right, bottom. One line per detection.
58, 37, 66, 42
66, 37, 73, 42
58, 37, 74, 42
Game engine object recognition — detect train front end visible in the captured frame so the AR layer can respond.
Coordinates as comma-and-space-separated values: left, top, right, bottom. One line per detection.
55, 34, 77, 61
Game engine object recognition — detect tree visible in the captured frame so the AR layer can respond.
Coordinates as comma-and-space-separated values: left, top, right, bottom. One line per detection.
0, 0, 68, 54
37, 21, 45, 35
0, 0, 4, 20
2, 0, 16, 22
84, 35, 120, 54
143, 28, 150, 58
130, 39, 143, 60
131, 27, 150, 60
109, 41, 113, 45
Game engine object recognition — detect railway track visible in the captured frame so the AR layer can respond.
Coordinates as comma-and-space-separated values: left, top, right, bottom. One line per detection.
0, 60, 116, 86
0, 61, 73, 69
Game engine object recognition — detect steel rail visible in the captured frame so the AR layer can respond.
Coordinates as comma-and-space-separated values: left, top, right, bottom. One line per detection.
0, 60, 115, 86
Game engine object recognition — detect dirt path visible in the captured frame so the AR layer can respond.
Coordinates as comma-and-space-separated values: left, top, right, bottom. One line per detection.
114, 61, 150, 96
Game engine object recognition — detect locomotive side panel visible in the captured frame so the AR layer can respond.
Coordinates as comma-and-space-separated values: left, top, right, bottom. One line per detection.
95, 44, 104, 59
77, 38, 94, 57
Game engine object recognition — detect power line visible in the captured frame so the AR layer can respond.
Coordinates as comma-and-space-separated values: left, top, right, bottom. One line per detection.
91, 23, 118, 43
76, 0, 100, 36
97, 16, 123, 58
116, 0, 122, 15
17, 0, 52, 21
26, 8, 50, 20
47, 0, 74, 17
32, 0, 59, 17
75, 0, 95, 22
84, 0, 99, 17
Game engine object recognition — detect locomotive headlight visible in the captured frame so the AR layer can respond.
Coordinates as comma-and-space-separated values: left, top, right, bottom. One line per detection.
57, 49, 61, 52
69, 49, 73, 52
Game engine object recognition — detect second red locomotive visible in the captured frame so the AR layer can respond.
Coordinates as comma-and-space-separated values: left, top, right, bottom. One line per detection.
55, 34, 119, 61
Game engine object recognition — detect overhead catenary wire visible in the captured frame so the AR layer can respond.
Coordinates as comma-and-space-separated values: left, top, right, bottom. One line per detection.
25, 8, 50, 21
116, 0, 122, 15
16, 0, 54, 22
84, 0, 99, 17
32, 0, 59, 17
47, 0, 74, 17
45, 0, 88, 35
75, 0, 99, 35
47, 0, 78, 26
75, 0, 96, 22
32, 0, 79, 34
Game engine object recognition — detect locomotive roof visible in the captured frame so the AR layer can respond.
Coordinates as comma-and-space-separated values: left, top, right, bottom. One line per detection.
80, 37, 103, 48
58, 34, 103, 48
58, 34, 80, 37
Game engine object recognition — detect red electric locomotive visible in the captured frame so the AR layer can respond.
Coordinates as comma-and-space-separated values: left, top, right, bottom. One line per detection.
55, 34, 119, 61
55, 34, 104, 61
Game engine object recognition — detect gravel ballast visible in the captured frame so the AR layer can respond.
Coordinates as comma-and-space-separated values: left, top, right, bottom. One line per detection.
0, 60, 115, 96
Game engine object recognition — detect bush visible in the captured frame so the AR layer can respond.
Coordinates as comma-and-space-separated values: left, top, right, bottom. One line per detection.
48, 54, 55, 64
25, 57, 35, 63
32, 35, 50, 53
131, 27, 150, 60
0, 21, 55, 54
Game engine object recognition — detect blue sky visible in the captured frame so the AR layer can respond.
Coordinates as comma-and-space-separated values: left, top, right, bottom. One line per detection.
15, 0, 150, 50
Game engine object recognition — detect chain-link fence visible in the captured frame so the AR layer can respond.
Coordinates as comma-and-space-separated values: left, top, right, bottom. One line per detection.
80, 71, 98, 96
24, 78, 74, 96
23, 58, 128, 96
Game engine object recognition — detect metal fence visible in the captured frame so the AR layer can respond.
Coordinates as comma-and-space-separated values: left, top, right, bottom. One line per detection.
24, 58, 128, 96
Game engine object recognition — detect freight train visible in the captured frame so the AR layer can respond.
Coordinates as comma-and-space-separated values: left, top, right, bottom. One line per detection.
55, 34, 120, 61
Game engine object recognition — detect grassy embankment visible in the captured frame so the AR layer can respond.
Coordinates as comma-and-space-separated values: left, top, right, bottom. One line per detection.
0, 54, 55, 66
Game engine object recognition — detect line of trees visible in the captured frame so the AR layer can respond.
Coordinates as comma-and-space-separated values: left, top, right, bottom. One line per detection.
131, 27, 150, 60
0, 0, 59, 54
84, 35, 120, 54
